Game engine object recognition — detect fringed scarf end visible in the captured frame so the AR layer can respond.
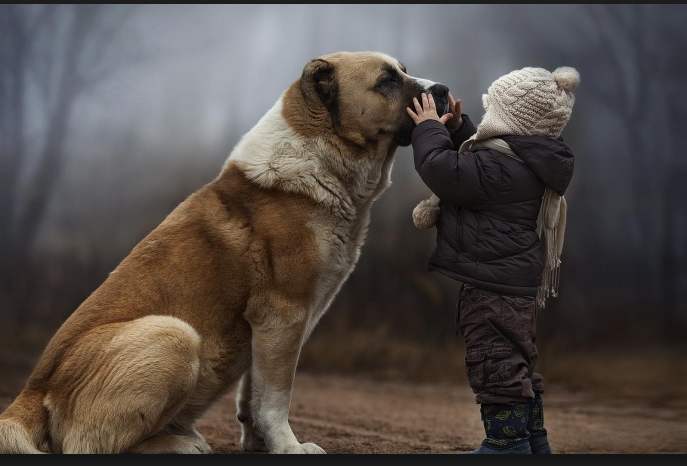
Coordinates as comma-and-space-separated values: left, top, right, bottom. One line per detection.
537, 189, 566, 309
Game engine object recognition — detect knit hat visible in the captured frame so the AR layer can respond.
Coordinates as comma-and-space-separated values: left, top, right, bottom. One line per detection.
470, 66, 580, 142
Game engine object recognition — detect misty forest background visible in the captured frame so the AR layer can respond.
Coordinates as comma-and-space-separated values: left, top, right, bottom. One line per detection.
1, 5, 686, 400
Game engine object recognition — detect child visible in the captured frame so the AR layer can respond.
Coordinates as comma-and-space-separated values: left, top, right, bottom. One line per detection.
406, 66, 580, 454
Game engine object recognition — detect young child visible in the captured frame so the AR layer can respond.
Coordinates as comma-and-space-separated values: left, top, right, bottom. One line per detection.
406, 66, 580, 454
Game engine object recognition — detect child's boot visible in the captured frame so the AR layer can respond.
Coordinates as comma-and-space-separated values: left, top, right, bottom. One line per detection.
463, 403, 531, 454
528, 392, 552, 454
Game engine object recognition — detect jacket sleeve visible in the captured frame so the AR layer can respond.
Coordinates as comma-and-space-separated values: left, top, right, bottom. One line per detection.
447, 114, 477, 148
411, 118, 491, 207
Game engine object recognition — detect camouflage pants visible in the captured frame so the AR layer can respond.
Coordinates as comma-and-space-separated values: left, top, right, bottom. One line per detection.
457, 284, 543, 405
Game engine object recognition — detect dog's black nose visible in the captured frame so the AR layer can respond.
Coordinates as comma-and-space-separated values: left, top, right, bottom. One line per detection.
429, 83, 449, 98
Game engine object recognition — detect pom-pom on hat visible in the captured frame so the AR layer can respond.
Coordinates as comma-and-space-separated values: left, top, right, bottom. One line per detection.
473, 66, 580, 141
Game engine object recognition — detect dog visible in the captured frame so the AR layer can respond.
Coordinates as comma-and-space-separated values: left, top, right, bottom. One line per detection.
0, 51, 449, 454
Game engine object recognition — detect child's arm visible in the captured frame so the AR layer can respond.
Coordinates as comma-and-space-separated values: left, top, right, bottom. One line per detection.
409, 92, 490, 208
448, 113, 476, 149
408, 93, 475, 151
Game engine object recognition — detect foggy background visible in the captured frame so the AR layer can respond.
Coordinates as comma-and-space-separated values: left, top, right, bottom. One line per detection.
1, 5, 686, 381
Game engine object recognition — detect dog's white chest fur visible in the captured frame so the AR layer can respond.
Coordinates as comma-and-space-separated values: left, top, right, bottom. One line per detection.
227, 97, 387, 336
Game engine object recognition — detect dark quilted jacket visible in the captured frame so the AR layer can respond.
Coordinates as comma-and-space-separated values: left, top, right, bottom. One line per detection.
411, 115, 575, 296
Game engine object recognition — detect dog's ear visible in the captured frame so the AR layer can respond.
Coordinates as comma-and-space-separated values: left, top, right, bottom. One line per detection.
301, 58, 340, 125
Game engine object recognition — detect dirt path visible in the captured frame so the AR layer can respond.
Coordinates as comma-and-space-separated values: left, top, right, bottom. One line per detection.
197, 372, 685, 454
1, 371, 685, 454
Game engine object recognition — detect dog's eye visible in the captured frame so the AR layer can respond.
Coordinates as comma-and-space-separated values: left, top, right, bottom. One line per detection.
376, 76, 399, 92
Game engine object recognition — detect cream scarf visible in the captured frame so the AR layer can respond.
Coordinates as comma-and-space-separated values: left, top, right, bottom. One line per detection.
412, 137, 567, 308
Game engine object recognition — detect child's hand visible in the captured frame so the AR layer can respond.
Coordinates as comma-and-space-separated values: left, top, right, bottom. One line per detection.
445, 92, 463, 130
406, 93, 453, 126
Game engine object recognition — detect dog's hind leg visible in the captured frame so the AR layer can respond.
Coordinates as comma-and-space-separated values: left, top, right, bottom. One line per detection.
46, 315, 202, 454
236, 371, 268, 452
0, 390, 49, 453
128, 414, 212, 453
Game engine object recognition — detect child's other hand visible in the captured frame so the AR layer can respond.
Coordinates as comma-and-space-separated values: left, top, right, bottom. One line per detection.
445, 92, 463, 130
406, 93, 453, 126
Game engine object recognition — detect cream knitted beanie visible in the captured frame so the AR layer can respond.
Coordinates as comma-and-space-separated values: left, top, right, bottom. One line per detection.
471, 66, 580, 142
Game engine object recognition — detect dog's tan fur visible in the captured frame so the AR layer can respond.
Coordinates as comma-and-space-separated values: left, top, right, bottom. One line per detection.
0, 51, 448, 454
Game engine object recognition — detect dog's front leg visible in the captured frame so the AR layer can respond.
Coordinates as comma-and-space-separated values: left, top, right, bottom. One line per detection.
236, 371, 269, 452
246, 304, 325, 454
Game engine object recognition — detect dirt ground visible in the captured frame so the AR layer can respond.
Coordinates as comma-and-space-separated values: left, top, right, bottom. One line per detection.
1, 333, 686, 454
198, 372, 687, 454
3, 371, 682, 455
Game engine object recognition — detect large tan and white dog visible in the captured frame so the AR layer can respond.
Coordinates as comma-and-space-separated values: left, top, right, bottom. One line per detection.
0, 51, 449, 454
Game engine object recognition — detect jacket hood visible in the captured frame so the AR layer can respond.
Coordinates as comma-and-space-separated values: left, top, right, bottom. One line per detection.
502, 135, 574, 196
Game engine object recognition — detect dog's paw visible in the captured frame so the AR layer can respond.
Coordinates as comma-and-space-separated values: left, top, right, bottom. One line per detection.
189, 438, 213, 454
241, 431, 269, 452
282, 442, 326, 454
127, 435, 213, 454
240, 421, 269, 452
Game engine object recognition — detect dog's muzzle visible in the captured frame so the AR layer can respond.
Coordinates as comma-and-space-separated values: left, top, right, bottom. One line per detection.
428, 83, 450, 117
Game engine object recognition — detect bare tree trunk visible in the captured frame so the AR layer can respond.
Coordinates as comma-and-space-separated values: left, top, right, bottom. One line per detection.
0, 5, 127, 327
0, 5, 29, 327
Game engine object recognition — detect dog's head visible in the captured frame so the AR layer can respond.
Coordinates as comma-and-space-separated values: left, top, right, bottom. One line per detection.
285, 51, 449, 149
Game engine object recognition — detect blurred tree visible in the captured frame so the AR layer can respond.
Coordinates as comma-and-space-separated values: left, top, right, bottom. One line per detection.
0, 4, 137, 325
582, 4, 687, 336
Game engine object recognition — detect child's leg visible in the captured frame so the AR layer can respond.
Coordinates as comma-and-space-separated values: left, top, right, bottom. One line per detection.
456, 286, 538, 454
527, 392, 551, 453
457, 286, 538, 405
527, 309, 551, 453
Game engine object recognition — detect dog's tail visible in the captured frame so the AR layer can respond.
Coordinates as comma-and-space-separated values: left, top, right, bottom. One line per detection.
0, 389, 48, 453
